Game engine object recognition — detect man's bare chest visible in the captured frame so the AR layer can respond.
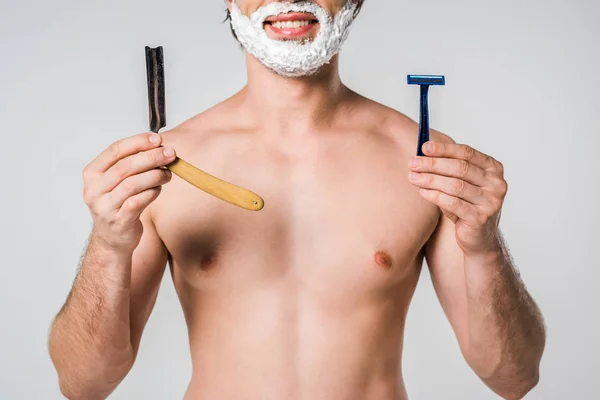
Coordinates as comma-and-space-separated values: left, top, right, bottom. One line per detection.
152, 131, 440, 293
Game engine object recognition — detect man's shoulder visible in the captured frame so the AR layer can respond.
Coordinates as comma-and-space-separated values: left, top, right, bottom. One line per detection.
352, 93, 455, 150
158, 97, 243, 147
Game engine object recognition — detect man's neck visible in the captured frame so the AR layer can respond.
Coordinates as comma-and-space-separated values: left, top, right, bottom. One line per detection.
241, 54, 350, 137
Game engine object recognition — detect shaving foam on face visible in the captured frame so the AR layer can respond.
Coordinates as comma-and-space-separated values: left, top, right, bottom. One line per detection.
230, 0, 357, 77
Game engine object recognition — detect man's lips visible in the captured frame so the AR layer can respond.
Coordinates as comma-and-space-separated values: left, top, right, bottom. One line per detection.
263, 12, 319, 39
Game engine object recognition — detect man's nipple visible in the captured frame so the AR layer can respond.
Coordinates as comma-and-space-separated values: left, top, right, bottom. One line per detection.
200, 249, 219, 272
374, 251, 393, 270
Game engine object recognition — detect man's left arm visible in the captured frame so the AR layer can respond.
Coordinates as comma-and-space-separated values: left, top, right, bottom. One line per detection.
408, 132, 546, 400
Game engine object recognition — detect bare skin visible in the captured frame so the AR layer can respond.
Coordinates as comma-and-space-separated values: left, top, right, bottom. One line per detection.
156, 89, 432, 400
48, 1, 545, 399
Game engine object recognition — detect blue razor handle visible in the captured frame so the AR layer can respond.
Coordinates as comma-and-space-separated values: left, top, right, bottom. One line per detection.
407, 75, 445, 156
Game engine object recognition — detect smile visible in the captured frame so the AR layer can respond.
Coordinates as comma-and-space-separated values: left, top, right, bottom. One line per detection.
263, 12, 319, 39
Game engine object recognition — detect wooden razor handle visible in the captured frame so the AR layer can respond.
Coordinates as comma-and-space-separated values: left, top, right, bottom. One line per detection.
166, 157, 264, 211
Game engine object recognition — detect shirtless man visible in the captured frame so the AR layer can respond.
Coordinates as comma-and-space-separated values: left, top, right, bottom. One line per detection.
48, 1, 546, 399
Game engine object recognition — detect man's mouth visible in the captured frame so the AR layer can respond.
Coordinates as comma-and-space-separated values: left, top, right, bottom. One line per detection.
263, 12, 319, 40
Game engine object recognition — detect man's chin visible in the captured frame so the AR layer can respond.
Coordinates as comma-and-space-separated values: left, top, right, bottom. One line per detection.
264, 63, 324, 79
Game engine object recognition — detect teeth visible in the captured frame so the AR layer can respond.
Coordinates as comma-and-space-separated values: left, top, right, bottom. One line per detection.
271, 20, 312, 29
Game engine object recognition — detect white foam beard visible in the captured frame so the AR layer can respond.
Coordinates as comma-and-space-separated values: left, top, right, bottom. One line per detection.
230, 0, 357, 77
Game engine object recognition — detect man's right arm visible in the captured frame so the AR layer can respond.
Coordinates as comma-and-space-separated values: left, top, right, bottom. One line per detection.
48, 133, 176, 399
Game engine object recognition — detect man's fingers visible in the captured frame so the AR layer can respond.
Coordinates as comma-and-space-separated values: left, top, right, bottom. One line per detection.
84, 132, 163, 175
107, 168, 173, 211
409, 156, 486, 186
421, 141, 496, 171
408, 172, 487, 205
418, 188, 479, 224
97, 146, 176, 195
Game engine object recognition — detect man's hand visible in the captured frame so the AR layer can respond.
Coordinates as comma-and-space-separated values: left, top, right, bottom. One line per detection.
82, 132, 176, 254
408, 141, 508, 257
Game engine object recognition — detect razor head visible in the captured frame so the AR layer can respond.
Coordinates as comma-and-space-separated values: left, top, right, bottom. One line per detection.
407, 75, 445, 86
145, 46, 166, 133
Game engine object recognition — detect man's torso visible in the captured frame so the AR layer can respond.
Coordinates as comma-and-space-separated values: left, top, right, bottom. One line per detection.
151, 92, 441, 400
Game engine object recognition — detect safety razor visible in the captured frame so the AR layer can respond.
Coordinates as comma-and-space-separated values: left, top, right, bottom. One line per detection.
407, 75, 445, 156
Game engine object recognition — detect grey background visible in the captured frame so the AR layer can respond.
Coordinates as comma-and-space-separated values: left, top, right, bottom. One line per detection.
1, 0, 598, 398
